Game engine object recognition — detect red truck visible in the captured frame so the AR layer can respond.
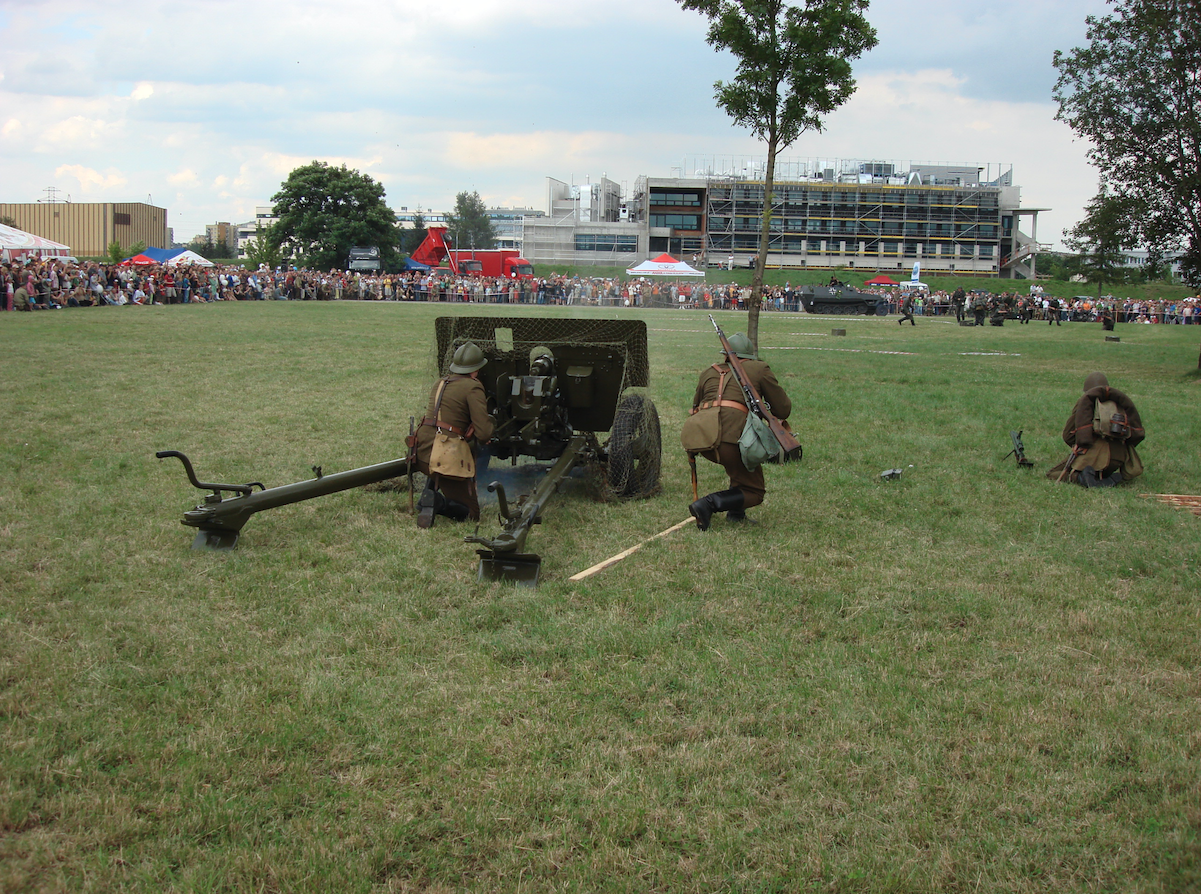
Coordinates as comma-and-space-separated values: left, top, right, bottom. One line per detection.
410, 226, 534, 279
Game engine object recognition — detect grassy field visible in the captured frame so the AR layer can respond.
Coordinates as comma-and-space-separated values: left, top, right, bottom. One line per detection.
2, 301, 1199, 893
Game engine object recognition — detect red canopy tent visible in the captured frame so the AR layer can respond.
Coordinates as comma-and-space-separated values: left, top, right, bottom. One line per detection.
120, 254, 158, 266
864, 274, 899, 286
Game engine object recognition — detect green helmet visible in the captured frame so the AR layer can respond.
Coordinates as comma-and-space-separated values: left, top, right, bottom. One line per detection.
726, 332, 757, 361
449, 342, 487, 374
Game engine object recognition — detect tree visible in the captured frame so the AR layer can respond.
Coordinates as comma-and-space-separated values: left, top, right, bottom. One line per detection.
1053, 0, 1201, 285
679, 0, 877, 346
242, 222, 288, 269
0, 215, 17, 228
1062, 188, 1136, 297
105, 239, 147, 264
443, 191, 497, 252
269, 161, 399, 270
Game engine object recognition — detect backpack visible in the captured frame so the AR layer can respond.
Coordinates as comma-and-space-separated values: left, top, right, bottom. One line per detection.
1093, 399, 1130, 440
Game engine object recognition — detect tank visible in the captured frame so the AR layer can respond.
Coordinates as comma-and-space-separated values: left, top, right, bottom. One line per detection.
799, 284, 887, 315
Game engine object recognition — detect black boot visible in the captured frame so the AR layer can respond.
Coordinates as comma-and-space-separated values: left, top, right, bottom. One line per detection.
689, 489, 743, 531
439, 499, 471, 521
416, 483, 443, 528
1100, 470, 1122, 488
1078, 465, 1102, 488
725, 490, 757, 524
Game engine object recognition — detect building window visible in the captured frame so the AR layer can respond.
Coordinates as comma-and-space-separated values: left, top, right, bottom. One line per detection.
113, 212, 131, 226
574, 234, 638, 252
650, 192, 702, 207
650, 214, 701, 229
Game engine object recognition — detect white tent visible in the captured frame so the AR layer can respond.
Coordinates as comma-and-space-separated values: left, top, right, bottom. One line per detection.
625, 253, 704, 277
164, 249, 215, 267
0, 223, 73, 262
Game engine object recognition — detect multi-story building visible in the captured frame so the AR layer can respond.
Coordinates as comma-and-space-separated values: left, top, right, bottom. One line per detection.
236, 206, 280, 257
0, 198, 169, 258
205, 222, 238, 256
521, 158, 1047, 278
521, 176, 643, 266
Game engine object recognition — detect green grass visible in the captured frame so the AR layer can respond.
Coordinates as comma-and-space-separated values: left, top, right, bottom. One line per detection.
2, 302, 1200, 893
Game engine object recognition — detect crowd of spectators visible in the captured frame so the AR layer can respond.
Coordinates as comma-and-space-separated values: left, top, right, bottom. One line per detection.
4, 255, 1199, 324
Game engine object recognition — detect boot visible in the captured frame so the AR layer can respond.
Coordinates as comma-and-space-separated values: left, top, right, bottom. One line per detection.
1100, 470, 1122, 488
726, 490, 757, 525
1077, 465, 1102, 489
689, 489, 743, 531
416, 482, 443, 528
439, 499, 471, 522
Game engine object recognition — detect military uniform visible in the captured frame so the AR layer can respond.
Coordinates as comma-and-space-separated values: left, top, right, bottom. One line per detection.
681, 334, 792, 529
414, 344, 495, 526
898, 295, 915, 326
1048, 372, 1144, 486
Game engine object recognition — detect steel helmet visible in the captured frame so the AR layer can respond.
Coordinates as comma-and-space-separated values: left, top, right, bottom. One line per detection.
449, 342, 487, 374
726, 332, 757, 361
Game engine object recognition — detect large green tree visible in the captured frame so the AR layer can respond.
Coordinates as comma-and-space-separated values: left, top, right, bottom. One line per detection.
1053, 0, 1201, 285
1062, 188, 1136, 297
679, 0, 877, 346
269, 162, 399, 270
443, 190, 497, 252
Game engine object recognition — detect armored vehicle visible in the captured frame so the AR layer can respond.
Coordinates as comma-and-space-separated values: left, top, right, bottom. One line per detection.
799, 284, 888, 315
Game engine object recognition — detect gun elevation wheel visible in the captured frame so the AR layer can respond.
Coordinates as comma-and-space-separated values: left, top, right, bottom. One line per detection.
606, 392, 662, 499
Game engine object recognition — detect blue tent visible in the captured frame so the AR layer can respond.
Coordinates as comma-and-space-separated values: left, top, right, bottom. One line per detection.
123, 246, 186, 264
403, 258, 430, 271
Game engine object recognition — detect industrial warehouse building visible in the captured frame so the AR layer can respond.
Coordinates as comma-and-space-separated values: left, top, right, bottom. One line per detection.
0, 200, 169, 259
521, 158, 1045, 279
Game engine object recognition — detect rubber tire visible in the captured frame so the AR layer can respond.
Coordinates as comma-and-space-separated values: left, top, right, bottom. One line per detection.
607, 392, 662, 499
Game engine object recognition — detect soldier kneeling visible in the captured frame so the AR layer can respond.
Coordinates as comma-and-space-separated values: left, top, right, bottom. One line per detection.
681, 333, 793, 529
1048, 371, 1145, 487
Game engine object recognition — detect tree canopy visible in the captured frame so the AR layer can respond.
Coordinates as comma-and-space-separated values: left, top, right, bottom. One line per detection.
1061, 188, 1137, 296
443, 191, 497, 252
679, 0, 877, 345
1053, 0, 1201, 285
269, 162, 399, 270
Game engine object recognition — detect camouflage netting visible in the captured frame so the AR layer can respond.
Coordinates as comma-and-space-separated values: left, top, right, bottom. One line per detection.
428, 316, 661, 500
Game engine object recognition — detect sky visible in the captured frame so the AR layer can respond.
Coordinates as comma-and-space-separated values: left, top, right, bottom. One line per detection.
0, 0, 1110, 249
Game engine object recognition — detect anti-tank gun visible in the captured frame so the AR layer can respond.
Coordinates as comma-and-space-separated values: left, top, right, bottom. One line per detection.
437, 316, 661, 584
155, 316, 662, 586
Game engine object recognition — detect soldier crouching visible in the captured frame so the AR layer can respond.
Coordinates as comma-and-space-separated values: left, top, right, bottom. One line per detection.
1048, 371, 1145, 487
681, 333, 792, 530
413, 343, 495, 527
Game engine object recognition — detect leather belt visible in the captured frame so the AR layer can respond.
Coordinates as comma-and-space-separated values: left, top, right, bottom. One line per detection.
691, 399, 748, 415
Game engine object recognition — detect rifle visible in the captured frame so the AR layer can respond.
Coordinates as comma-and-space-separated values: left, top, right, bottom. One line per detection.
1005, 430, 1035, 468
1057, 445, 1083, 483
708, 315, 802, 463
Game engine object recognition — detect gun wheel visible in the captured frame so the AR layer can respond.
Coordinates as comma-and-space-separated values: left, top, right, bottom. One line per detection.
606, 392, 661, 499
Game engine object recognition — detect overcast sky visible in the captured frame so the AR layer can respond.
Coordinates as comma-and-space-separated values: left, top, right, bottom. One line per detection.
1, 0, 1108, 248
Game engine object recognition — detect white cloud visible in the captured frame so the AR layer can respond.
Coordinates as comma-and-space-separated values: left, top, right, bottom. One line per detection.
0, 0, 1109, 246
54, 164, 128, 194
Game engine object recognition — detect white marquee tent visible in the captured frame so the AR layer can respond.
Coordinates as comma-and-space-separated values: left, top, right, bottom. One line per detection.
0, 223, 73, 262
164, 249, 215, 267
625, 253, 704, 277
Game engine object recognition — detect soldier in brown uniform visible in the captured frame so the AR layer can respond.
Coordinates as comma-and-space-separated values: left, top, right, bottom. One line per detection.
1049, 371, 1145, 487
414, 342, 495, 527
681, 333, 793, 530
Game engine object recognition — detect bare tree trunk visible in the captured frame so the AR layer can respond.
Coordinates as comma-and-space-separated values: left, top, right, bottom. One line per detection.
749, 135, 778, 349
